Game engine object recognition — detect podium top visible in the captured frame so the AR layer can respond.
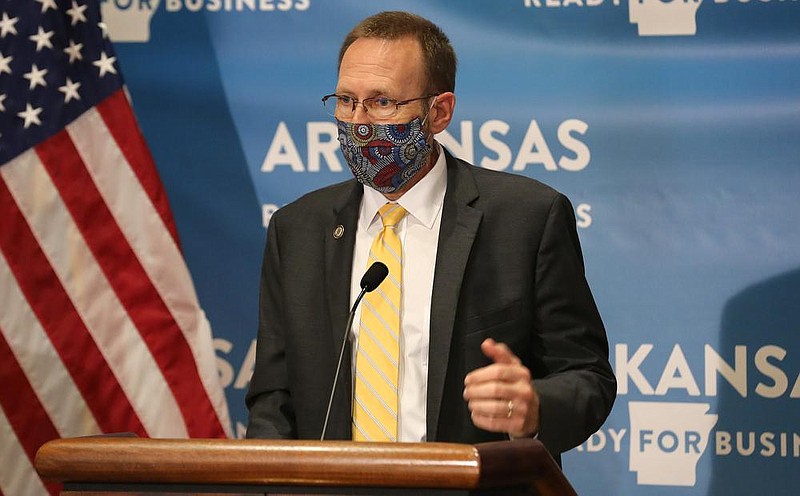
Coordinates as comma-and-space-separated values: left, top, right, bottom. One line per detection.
35, 437, 575, 495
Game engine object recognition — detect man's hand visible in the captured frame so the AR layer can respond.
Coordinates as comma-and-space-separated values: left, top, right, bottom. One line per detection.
463, 338, 540, 438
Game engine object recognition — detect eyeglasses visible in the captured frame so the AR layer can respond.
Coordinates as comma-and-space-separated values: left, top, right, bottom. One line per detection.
321, 94, 437, 120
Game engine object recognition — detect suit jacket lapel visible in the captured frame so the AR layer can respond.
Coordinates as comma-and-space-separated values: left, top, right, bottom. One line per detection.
427, 151, 482, 440
323, 181, 362, 439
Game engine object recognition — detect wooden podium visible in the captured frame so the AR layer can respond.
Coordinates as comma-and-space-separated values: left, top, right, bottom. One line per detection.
35, 437, 578, 495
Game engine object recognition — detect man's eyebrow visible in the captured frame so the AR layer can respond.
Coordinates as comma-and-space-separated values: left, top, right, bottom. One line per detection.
334, 87, 395, 98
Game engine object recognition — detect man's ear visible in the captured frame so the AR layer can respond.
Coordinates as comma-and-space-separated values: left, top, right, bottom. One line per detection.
428, 92, 456, 135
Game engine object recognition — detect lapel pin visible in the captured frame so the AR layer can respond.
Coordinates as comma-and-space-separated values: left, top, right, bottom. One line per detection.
333, 225, 345, 239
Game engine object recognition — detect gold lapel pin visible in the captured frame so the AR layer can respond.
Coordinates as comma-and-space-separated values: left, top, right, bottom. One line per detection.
333, 225, 345, 239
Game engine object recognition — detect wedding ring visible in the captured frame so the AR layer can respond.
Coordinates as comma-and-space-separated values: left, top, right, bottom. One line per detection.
506, 400, 514, 418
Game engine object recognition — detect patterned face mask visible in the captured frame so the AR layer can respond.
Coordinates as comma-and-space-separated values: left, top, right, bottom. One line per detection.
336, 117, 432, 194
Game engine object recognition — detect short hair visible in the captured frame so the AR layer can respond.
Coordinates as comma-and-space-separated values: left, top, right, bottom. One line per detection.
338, 11, 457, 94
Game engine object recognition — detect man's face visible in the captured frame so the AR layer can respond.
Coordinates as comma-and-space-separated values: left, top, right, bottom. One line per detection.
336, 36, 429, 125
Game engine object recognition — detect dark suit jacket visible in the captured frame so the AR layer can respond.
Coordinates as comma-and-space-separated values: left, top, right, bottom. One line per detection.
246, 149, 616, 460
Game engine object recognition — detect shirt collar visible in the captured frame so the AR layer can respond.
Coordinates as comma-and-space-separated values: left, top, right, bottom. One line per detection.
360, 142, 447, 230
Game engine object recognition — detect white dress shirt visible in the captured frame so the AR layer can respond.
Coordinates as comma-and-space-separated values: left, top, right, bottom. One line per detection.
349, 144, 447, 442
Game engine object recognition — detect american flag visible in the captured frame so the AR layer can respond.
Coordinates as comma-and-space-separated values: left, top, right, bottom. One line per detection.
0, 1, 232, 494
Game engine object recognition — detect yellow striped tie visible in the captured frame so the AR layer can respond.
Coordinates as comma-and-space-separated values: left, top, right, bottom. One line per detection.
352, 203, 407, 442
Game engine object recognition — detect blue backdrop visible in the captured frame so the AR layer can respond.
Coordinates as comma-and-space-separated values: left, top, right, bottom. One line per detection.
105, 0, 800, 494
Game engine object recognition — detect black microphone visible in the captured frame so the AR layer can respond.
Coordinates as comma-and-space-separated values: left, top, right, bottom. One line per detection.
320, 261, 388, 440
360, 260, 389, 292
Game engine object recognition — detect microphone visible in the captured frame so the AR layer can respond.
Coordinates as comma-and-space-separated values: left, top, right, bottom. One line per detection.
320, 261, 388, 440
360, 260, 389, 292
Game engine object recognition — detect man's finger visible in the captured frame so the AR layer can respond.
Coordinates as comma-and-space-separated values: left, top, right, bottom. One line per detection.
481, 338, 521, 365
463, 380, 521, 402
464, 362, 530, 386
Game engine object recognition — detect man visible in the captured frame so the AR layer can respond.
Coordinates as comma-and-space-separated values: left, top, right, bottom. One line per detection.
246, 11, 615, 461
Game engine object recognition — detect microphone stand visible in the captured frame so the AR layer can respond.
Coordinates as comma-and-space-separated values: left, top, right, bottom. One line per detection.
320, 287, 367, 441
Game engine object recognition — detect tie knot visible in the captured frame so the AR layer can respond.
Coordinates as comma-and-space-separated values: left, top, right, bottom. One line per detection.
378, 203, 407, 228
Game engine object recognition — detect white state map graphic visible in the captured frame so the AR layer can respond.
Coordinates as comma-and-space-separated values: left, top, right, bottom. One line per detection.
629, 0, 703, 36
629, 401, 718, 486
101, 0, 160, 43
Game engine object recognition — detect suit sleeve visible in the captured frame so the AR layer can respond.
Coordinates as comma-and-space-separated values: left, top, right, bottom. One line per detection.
532, 194, 616, 454
245, 212, 297, 439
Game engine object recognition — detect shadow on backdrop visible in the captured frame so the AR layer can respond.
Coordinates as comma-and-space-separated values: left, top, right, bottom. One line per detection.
709, 267, 800, 495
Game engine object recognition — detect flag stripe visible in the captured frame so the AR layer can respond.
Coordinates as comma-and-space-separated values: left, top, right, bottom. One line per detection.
0, 327, 61, 470
0, 251, 102, 439
68, 100, 229, 437
36, 127, 223, 438
96, 90, 180, 247
2, 147, 187, 438
0, 407, 54, 496
0, 173, 147, 436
